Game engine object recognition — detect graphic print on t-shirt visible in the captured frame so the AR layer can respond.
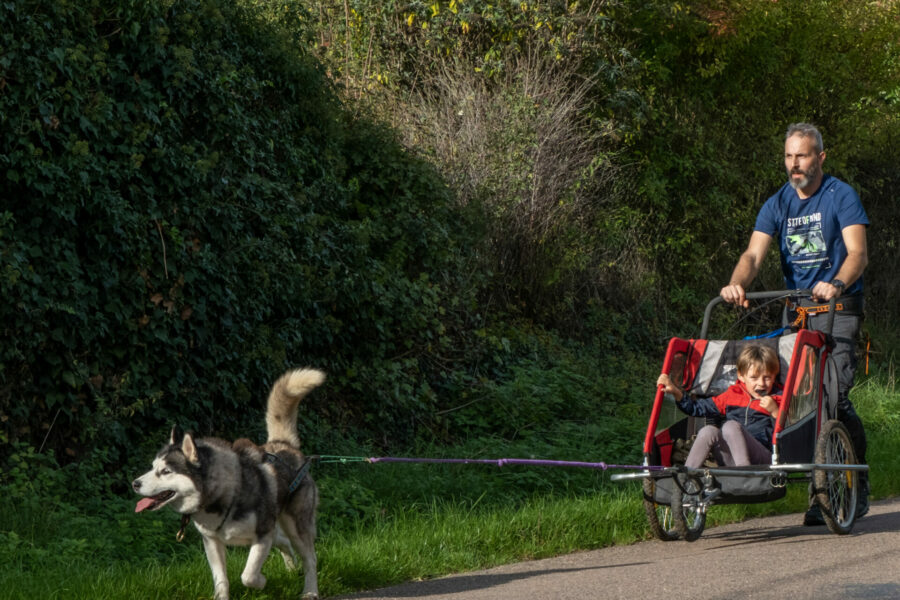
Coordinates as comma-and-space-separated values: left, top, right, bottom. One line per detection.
785, 212, 830, 270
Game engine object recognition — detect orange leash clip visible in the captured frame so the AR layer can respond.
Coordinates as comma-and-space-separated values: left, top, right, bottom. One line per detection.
865, 334, 871, 375
790, 302, 843, 329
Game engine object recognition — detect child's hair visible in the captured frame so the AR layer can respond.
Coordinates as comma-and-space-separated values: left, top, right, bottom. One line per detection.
736, 344, 780, 376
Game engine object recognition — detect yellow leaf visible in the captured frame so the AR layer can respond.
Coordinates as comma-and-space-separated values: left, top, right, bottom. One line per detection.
407, 13, 415, 26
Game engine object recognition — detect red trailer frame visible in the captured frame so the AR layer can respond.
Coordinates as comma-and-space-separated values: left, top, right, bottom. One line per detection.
613, 291, 866, 541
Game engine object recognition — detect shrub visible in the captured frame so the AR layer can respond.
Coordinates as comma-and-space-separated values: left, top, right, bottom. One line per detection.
0, 0, 478, 464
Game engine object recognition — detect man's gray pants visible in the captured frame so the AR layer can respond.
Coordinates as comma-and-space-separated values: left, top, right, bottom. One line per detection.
805, 311, 867, 466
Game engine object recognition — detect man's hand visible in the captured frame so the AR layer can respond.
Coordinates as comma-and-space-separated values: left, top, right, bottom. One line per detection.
720, 283, 749, 308
810, 280, 842, 302
722, 232, 772, 308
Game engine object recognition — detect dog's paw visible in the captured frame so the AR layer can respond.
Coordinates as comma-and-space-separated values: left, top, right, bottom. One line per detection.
241, 572, 267, 590
301, 593, 319, 600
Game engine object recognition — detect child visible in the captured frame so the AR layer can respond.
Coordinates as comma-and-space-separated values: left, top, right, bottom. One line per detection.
657, 344, 782, 468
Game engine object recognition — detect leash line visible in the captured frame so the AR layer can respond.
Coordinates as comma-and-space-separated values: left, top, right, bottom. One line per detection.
314, 455, 371, 464
174, 454, 658, 541
354, 456, 660, 471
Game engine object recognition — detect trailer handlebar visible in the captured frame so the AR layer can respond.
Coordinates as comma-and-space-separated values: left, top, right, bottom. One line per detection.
700, 289, 836, 339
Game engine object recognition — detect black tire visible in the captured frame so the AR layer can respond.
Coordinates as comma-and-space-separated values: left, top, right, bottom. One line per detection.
813, 419, 858, 535
669, 472, 706, 542
642, 478, 679, 541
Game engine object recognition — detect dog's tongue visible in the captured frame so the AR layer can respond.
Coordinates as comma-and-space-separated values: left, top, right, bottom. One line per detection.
135, 497, 157, 513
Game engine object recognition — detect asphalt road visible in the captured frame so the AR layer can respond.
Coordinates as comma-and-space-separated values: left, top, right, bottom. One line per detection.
335, 497, 900, 600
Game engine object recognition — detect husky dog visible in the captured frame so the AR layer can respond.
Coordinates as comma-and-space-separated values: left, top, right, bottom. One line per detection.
133, 368, 324, 600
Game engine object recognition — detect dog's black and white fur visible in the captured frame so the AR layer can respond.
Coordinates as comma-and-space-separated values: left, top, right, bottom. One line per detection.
133, 368, 324, 600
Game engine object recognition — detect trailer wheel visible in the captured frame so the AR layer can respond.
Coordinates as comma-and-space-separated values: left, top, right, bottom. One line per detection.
642, 478, 679, 541
670, 472, 706, 542
814, 419, 858, 535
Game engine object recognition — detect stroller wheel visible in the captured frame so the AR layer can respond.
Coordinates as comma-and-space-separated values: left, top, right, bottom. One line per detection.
642, 478, 679, 541
670, 472, 706, 542
813, 419, 858, 535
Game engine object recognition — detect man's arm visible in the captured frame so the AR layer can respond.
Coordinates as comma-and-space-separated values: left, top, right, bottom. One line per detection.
810, 224, 868, 301
721, 231, 773, 308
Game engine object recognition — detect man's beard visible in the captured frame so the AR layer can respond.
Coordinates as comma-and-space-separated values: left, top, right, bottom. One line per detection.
787, 161, 821, 190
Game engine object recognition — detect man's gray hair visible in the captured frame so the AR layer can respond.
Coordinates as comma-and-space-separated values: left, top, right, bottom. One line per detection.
786, 122, 824, 153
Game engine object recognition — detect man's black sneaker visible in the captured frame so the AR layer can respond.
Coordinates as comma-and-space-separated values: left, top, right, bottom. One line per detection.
857, 482, 870, 518
803, 504, 825, 526
806, 485, 868, 525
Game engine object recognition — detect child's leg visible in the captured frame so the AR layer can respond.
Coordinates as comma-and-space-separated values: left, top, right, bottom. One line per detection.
721, 420, 771, 465
720, 420, 750, 465
742, 429, 773, 465
686, 425, 729, 468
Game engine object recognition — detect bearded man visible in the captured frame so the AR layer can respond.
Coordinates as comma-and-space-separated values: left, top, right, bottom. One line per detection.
719, 122, 870, 525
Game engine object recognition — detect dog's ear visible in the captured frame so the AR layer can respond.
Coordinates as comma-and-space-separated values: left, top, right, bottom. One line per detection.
181, 432, 200, 465
170, 425, 184, 445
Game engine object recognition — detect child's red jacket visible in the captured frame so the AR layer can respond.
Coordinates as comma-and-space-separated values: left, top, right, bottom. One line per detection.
676, 382, 782, 449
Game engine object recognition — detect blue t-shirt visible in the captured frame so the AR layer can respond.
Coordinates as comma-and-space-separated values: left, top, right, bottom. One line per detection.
754, 174, 869, 295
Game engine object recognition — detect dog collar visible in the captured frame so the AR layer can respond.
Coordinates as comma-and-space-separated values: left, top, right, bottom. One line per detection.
176, 514, 190, 541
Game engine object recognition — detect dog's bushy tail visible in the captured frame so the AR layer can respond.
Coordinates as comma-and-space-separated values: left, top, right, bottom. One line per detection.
265, 368, 325, 448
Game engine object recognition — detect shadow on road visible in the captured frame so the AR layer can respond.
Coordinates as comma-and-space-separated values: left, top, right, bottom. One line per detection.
335, 500, 900, 599
701, 505, 900, 550
341, 561, 651, 599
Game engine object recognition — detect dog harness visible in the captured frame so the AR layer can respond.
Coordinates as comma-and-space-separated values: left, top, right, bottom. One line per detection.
175, 455, 313, 542
264, 453, 313, 495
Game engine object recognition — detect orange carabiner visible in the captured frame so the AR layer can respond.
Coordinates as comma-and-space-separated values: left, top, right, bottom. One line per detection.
791, 302, 843, 330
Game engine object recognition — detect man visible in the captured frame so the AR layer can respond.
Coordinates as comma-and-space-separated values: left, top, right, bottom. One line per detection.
719, 122, 869, 524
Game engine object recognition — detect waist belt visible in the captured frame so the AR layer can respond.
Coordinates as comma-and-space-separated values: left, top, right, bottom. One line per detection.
790, 294, 864, 328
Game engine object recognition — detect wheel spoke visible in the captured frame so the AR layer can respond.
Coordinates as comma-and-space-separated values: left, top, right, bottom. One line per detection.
644, 478, 680, 541
660, 505, 673, 530
670, 474, 706, 541
828, 431, 851, 520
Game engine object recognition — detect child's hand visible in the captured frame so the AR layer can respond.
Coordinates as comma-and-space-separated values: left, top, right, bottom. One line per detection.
657, 374, 683, 401
758, 395, 779, 417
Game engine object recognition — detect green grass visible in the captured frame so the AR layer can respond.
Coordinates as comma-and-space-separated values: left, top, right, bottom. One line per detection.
319, 487, 647, 595
2, 372, 897, 600
845, 370, 899, 496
